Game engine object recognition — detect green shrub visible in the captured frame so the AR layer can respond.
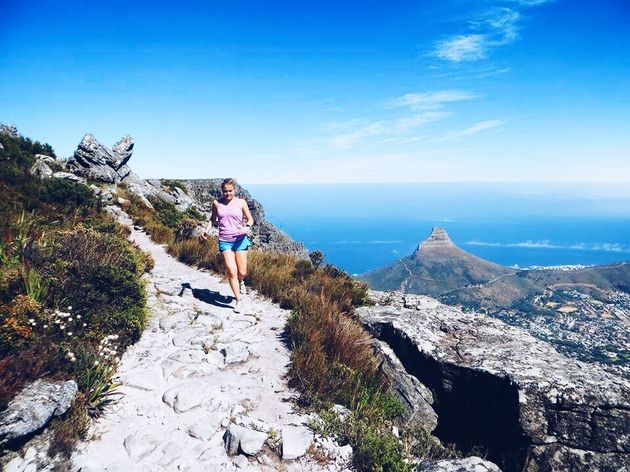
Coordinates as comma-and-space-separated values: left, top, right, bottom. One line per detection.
41, 178, 97, 210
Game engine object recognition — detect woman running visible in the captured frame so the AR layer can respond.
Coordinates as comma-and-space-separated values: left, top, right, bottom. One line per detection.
202, 178, 254, 312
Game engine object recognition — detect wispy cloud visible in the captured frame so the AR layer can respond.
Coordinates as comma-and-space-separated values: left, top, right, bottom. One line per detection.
509, 0, 553, 6
437, 119, 504, 142
387, 90, 477, 110
432, 3, 547, 63
327, 110, 449, 150
465, 240, 630, 253
434, 34, 488, 62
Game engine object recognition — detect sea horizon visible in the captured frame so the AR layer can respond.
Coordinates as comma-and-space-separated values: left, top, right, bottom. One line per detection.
246, 182, 630, 275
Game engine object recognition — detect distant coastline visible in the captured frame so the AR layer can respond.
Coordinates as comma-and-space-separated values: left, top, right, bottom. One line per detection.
248, 183, 630, 275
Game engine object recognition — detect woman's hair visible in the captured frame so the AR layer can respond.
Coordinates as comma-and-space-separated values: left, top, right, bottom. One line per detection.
221, 178, 237, 189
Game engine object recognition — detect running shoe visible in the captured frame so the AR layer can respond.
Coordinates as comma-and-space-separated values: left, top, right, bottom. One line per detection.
233, 299, 241, 313
239, 281, 247, 295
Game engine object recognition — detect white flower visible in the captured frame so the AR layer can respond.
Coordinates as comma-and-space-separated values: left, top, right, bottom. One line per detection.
68, 317, 72, 321
43, 325, 48, 329
60, 325, 65, 330
77, 315, 81, 319
68, 306, 72, 310
93, 360, 100, 366
83, 323, 87, 327
28, 318, 34, 323
67, 332, 73, 336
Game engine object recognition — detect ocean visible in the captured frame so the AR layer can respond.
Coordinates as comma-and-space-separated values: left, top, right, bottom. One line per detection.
246, 183, 630, 275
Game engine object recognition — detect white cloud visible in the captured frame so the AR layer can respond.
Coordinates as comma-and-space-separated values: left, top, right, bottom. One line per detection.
465, 240, 630, 253
432, 4, 544, 63
388, 90, 477, 110
510, 0, 552, 6
437, 119, 505, 142
327, 110, 449, 150
433, 34, 488, 62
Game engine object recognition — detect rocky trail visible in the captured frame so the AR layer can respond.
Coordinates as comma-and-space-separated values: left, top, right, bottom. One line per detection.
70, 210, 351, 471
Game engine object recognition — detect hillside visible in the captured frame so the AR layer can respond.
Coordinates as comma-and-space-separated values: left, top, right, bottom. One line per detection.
362, 227, 630, 370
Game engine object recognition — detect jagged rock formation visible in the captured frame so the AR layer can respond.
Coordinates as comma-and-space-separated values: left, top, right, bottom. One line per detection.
64, 134, 181, 208
359, 292, 630, 472
66, 134, 134, 184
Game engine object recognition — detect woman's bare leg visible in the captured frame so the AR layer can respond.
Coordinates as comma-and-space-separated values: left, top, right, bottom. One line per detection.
235, 250, 248, 284
222, 250, 240, 301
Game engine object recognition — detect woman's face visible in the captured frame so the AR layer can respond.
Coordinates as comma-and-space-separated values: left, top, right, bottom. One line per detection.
222, 184, 235, 200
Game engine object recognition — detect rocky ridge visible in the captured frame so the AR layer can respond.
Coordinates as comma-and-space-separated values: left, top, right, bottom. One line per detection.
359, 291, 630, 472
30, 133, 306, 257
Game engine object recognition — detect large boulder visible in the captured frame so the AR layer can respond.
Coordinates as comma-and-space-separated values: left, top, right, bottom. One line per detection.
358, 293, 630, 472
417, 456, 501, 472
66, 134, 132, 183
0, 379, 78, 447
65, 134, 181, 208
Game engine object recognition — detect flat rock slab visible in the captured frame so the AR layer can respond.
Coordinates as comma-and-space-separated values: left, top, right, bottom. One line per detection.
282, 425, 314, 460
418, 457, 501, 472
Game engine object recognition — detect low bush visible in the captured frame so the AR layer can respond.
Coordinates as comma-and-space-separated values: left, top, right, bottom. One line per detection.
0, 132, 151, 459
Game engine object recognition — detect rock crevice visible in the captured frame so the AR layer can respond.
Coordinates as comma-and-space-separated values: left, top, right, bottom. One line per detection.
358, 292, 630, 472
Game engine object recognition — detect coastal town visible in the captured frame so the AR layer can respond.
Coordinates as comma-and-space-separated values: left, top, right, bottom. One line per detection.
488, 287, 630, 377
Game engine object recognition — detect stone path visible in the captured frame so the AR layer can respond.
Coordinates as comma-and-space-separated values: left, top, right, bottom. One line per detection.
71, 211, 351, 471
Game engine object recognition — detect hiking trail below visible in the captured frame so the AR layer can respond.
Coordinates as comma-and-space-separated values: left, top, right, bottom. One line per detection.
71, 209, 351, 471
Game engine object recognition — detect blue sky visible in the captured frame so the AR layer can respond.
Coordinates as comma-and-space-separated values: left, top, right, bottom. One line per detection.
1, 0, 629, 183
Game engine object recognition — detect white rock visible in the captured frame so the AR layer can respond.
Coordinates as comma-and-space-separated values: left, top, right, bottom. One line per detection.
162, 380, 215, 413
224, 423, 268, 456
24, 446, 37, 462
172, 328, 204, 347
282, 425, 314, 460
123, 433, 159, 460
158, 441, 183, 466
187, 415, 219, 440
0, 379, 78, 447
234, 454, 249, 468
221, 342, 250, 364
167, 349, 207, 364
4, 456, 24, 472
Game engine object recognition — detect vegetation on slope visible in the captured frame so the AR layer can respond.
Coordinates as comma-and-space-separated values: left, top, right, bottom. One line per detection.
0, 132, 151, 457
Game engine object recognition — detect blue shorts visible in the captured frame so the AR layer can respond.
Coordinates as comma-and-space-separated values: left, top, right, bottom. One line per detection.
219, 236, 251, 253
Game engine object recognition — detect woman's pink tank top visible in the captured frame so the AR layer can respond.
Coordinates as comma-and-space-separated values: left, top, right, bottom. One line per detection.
217, 198, 243, 242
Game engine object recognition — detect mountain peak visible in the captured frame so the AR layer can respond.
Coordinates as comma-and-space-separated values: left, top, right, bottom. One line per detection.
412, 227, 456, 259
421, 227, 454, 249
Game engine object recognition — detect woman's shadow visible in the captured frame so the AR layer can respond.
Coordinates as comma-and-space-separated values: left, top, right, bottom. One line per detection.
179, 282, 233, 308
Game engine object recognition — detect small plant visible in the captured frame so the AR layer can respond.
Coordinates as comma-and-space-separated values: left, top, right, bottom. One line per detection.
20, 265, 48, 302
309, 250, 325, 269
73, 338, 122, 417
